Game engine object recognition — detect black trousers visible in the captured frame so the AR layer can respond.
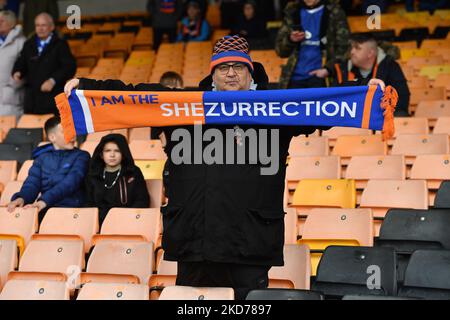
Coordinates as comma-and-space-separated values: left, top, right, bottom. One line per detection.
288, 76, 326, 89
176, 261, 270, 300
153, 27, 177, 51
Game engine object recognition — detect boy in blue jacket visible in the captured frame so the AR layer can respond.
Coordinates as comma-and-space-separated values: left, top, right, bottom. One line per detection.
7, 116, 90, 219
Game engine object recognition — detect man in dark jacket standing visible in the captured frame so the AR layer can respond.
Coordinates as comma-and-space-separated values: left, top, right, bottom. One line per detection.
7, 116, 90, 222
147, 0, 183, 50
310, 33, 410, 116
275, 0, 350, 89
12, 13, 76, 115
63, 35, 324, 300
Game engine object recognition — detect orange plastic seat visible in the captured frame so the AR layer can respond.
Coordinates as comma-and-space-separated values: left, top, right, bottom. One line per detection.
393, 117, 429, 137
146, 179, 164, 208
391, 134, 449, 165
268, 244, 311, 289
100, 208, 160, 245
332, 135, 387, 165
0, 279, 69, 300
284, 207, 298, 245
17, 114, 53, 129
129, 140, 167, 160
85, 129, 128, 142
322, 127, 372, 147
289, 136, 329, 157
409, 87, 446, 107
18, 238, 85, 274
414, 100, 450, 127
159, 286, 234, 300
433, 117, 450, 135
38, 208, 99, 253
0, 161, 17, 192
345, 155, 406, 189
0, 181, 22, 206
0, 115, 17, 137
410, 154, 450, 190
16, 160, 32, 181
77, 282, 149, 300
80, 141, 98, 156
86, 240, 154, 284
286, 156, 341, 191
360, 179, 428, 235
0, 207, 38, 248
0, 239, 18, 290
129, 127, 151, 141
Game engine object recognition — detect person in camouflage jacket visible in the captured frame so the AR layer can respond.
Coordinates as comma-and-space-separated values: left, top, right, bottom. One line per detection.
275, 0, 350, 89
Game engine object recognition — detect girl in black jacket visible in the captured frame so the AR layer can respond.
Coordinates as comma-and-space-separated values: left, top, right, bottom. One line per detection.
85, 134, 150, 224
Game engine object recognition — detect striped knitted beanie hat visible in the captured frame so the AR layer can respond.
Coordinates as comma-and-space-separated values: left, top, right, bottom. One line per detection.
210, 35, 254, 74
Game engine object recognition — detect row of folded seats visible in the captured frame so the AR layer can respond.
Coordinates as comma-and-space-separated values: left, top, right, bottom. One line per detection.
0, 199, 449, 300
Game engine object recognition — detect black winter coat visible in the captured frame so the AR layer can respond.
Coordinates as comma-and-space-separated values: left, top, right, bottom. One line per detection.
12, 34, 76, 115
78, 63, 324, 266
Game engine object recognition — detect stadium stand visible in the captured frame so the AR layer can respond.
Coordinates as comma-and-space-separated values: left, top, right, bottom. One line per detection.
0, 1, 449, 302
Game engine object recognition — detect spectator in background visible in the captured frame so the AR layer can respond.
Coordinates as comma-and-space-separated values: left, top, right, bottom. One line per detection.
22, 0, 59, 37
0, 0, 20, 17
147, 0, 183, 50
0, 10, 25, 117
231, 0, 267, 41
220, 0, 242, 29
85, 134, 150, 225
310, 33, 410, 116
183, 0, 209, 19
177, 1, 210, 42
160, 71, 184, 89
275, 0, 350, 89
7, 116, 90, 222
12, 13, 76, 115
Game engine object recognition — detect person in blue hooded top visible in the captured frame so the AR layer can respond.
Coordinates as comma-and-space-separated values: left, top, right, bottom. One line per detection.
7, 116, 90, 222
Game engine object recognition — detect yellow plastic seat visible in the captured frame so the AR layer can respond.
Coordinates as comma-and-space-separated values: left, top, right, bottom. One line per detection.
135, 160, 165, 180
292, 179, 356, 209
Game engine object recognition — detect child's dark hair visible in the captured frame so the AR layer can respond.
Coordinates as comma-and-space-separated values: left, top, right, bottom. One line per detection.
160, 71, 184, 88
44, 116, 61, 136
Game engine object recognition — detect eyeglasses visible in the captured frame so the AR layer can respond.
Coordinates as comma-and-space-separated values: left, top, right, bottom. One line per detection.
216, 63, 246, 75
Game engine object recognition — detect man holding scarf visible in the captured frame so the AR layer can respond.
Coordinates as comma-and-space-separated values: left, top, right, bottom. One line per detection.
64, 35, 385, 299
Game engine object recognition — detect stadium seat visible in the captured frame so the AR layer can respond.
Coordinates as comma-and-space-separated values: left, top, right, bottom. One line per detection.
86, 240, 154, 284
129, 127, 151, 141
4, 128, 43, 150
284, 208, 298, 245
322, 127, 372, 147
0, 239, 18, 290
391, 134, 449, 165
377, 208, 450, 284
85, 129, 128, 142
16, 160, 32, 181
392, 117, 429, 138
77, 282, 149, 300
332, 135, 387, 165
419, 65, 450, 80
398, 250, 450, 300
434, 181, 450, 208
156, 252, 177, 275
433, 117, 450, 134
16, 114, 54, 130
312, 246, 397, 298
38, 208, 99, 253
18, 237, 85, 274
268, 244, 311, 290
0, 161, 17, 193
0, 143, 33, 169
286, 156, 341, 192
80, 141, 98, 156
414, 100, 450, 127
432, 74, 450, 96
292, 179, 356, 209
148, 274, 177, 300
0, 207, 38, 253
345, 155, 405, 189
0, 279, 69, 300
135, 160, 165, 179
410, 155, 450, 204
407, 75, 430, 89
146, 179, 164, 208
129, 140, 166, 160
158, 286, 234, 300
0, 115, 16, 138
0, 181, 23, 206
288, 136, 329, 157
100, 208, 160, 245
299, 208, 373, 275
360, 179, 428, 236
246, 289, 323, 300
